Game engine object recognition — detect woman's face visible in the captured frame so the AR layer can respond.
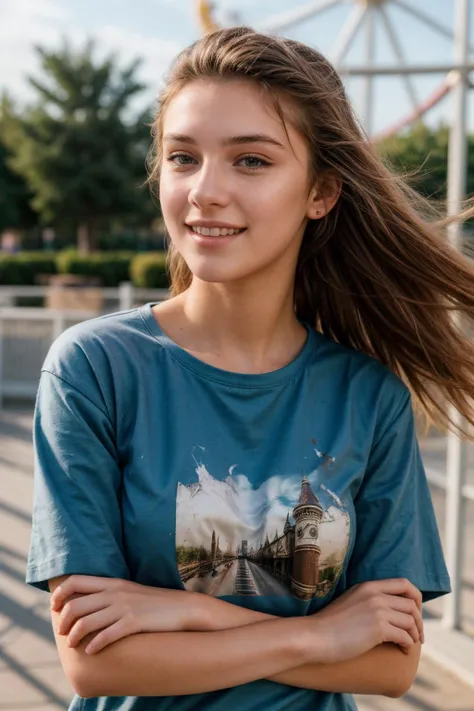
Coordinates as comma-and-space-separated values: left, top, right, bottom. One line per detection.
160, 78, 323, 285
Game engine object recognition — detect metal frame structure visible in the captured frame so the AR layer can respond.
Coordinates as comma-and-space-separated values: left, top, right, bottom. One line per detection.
444, 0, 470, 633
197, 0, 472, 636
199, 1, 474, 138
256, 0, 474, 138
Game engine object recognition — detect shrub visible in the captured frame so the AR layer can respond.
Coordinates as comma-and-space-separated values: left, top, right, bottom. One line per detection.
56, 250, 135, 287
0, 249, 170, 288
130, 252, 169, 289
0, 252, 58, 285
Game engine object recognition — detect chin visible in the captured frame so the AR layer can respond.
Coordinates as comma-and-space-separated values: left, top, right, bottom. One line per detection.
190, 266, 249, 284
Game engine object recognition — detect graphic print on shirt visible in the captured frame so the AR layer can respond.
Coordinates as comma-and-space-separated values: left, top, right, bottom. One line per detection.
175, 440, 351, 600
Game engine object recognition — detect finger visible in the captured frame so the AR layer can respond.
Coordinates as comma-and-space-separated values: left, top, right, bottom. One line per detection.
56, 593, 108, 636
386, 595, 424, 644
367, 579, 421, 605
385, 624, 415, 653
85, 619, 133, 655
389, 579, 423, 611
51, 576, 109, 611
388, 611, 420, 644
68, 608, 119, 648
396, 592, 424, 643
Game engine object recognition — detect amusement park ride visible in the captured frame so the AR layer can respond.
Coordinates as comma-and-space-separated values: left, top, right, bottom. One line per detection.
196, 0, 473, 636
197, 0, 474, 140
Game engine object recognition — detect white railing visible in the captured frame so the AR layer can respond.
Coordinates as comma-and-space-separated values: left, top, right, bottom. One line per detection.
0, 283, 168, 408
426, 466, 474, 502
0, 282, 169, 312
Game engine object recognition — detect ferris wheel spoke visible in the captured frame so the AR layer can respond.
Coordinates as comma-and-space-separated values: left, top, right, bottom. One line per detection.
197, 1, 474, 139
377, 4, 419, 111
392, 0, 474, 56
330, 3, 367, 66
257, 0, 341, 35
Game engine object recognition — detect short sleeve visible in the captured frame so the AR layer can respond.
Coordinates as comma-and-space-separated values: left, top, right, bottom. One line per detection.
26, 369, 130, 592
346, 388, 451, 602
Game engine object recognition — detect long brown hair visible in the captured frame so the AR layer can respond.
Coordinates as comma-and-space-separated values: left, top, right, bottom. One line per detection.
148, 27, 474, 436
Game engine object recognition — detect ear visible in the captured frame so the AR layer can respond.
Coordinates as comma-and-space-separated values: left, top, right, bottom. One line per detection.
306, 174, 342, 220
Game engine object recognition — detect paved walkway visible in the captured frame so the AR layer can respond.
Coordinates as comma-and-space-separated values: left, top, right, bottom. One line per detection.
1, 404, 474, 711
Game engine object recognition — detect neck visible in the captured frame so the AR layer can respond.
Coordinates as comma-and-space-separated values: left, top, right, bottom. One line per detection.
175, 266, 307, 373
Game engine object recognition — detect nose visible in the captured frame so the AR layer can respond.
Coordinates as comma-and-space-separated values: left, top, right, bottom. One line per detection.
188, 162, 230, 210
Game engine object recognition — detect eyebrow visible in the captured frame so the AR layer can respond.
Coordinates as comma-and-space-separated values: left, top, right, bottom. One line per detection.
163, 133, 284, 148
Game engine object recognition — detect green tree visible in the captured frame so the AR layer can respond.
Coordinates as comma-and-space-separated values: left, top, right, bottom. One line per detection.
0, 95, 38, 232
3, 41, 156, 252
376, 121, 474, 201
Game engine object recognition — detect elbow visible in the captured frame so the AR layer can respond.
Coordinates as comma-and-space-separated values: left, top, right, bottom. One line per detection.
60, 651, 107, 699
69, 658, 117, 699
385, 682, 409, 699
383, 642, 421, 698
386, 676, 414, 699
65, 665, 94, 700
68, 665, 110, 700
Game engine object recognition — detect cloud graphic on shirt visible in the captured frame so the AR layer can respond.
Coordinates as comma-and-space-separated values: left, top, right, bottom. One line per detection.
176, 450, 350, 562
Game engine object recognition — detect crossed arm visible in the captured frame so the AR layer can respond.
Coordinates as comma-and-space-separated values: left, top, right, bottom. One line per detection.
48, 575, 421, 700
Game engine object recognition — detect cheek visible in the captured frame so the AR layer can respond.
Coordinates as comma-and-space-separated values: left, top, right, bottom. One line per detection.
159, 178, 186, 224
250, 179, 308, 229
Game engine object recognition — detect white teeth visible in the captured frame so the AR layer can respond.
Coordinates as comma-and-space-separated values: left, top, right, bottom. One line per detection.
190, 226, 243, 237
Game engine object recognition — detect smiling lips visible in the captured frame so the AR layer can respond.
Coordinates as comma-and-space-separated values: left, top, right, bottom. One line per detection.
187, 224, 246, 237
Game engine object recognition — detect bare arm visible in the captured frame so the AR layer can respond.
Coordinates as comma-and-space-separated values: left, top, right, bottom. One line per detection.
53, 610, 312, 698
50, 576, 420, 699
181, 589, 421, 697
269, 642, 421, 697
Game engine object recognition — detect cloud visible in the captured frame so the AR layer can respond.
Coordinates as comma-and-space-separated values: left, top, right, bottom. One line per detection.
92, 24, 181, 99
0, 0, 70, 102
0, 0, 181, 108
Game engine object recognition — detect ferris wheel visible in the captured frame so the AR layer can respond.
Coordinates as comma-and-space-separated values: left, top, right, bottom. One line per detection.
196, 0, 474, 140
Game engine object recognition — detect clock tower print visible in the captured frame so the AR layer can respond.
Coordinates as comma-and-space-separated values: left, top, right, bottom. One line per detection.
291, 475, 324, 598
175, 441, 350, 601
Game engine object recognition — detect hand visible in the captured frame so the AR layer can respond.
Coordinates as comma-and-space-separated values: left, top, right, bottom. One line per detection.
50, 575, 202, 654
307, 578, 423, 665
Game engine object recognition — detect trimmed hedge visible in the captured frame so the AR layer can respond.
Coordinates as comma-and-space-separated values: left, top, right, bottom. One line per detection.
56, 250, 135, 287
0, 250, 170, 288
0, 252, 58, 285
130, 252, 169, 289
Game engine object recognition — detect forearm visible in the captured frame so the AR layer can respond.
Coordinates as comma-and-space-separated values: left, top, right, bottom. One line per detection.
53, 581, 421, 698
63, 616, 310, 699
269, 642, 421, 697
196, 595, 421, 696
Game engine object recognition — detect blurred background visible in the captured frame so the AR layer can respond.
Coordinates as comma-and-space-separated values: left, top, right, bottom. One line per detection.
1, 1, 474, 710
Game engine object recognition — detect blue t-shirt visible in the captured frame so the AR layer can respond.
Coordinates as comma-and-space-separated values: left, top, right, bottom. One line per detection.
26, 303, 451, 711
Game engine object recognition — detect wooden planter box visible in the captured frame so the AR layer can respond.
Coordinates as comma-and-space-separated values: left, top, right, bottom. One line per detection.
46, 275, 104, 313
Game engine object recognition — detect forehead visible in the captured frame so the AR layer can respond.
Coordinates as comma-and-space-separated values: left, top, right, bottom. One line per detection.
163, 78, 303, 150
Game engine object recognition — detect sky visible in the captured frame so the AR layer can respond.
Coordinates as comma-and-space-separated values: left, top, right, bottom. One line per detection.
1, 0, 474, 135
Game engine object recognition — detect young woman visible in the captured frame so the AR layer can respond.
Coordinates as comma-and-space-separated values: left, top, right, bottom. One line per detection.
28, 26, 473, 711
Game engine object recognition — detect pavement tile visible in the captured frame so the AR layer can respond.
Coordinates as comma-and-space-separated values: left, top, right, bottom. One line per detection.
355, 655, 474, 710
0, 668, 54, 707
